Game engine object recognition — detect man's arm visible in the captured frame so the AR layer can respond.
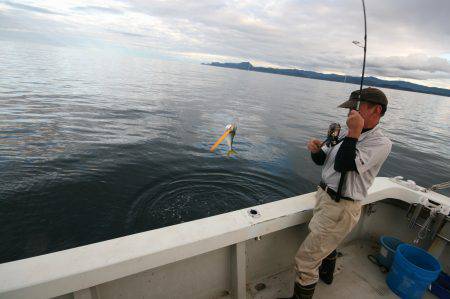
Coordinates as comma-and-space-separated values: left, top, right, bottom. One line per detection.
311, 150, 326, 165
334, 110, 363, 172
353, 137, 392, 174
307, 139, 328, 165
334, 110, 391, 174
334, 137, 358, 172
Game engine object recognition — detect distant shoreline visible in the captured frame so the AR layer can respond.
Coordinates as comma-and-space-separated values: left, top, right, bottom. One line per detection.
202, 61, 450, 97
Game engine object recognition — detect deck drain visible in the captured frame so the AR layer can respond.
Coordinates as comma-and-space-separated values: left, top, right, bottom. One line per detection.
248, 209, 261, 218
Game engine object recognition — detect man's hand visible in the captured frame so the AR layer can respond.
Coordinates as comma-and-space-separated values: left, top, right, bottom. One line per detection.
347, 110, 364, 139
307, 139, 323, 153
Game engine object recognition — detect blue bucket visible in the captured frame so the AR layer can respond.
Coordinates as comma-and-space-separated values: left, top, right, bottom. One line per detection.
387, 244, 441, 299
377, 236, 403, 269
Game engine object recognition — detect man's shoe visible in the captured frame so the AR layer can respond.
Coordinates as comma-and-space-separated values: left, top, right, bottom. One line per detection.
319, 250, 337, 285
278, 282, 316, 299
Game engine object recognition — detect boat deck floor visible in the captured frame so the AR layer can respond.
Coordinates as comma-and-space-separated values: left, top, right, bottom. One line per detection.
248, 240, 438, 298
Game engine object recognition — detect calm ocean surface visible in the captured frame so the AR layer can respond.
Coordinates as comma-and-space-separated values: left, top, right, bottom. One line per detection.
1, 42, 449, 263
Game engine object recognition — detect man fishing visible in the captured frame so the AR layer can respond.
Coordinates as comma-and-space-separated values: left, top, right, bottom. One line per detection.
283, 87, 392, 299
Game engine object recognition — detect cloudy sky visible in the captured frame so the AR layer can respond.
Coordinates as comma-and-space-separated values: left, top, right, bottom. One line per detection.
1, 0, 449, 88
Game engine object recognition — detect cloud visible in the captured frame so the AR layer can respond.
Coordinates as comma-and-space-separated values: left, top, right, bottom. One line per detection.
0, 0, 449, 88
1, 0, 64, 15
72, 5, 123, 15
369, 54, 450, 80
107, 29, 146, 38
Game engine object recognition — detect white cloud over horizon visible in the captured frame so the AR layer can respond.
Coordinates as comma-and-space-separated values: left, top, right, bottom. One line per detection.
1, 0, 449, 88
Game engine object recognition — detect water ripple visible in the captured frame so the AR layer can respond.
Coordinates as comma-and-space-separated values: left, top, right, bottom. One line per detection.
125, 167, 297, 231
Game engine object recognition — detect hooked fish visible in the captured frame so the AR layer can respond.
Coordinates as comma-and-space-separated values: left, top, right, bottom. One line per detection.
210, 123, 237, 156
224, 123, 237, 156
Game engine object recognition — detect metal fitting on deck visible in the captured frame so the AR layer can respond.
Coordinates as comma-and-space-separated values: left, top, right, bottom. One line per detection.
248, 209, 261, 218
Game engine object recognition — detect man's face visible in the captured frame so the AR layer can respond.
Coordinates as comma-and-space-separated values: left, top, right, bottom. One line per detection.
359, 101, 379, 119
347, 101, 381, 125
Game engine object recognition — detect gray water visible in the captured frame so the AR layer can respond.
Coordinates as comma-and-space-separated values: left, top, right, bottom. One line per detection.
1, 42, 449, 263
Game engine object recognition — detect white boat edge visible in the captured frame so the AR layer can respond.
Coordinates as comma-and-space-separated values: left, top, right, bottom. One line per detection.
0, 177, 449, 299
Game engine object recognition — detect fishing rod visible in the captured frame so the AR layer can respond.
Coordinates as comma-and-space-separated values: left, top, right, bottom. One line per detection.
321, 0, 367, 150
354, 0, 367, 111
335, 0, 368, 201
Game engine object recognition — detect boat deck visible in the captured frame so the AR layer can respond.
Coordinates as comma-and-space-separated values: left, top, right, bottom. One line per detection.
316, 240, 437, 299
250, 240, 438, 298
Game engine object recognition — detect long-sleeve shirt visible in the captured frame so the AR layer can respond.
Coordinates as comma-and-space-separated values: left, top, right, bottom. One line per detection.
314, 126, 392, 201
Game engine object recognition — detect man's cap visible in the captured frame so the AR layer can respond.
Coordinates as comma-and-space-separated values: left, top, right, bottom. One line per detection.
338, 87, 388, 109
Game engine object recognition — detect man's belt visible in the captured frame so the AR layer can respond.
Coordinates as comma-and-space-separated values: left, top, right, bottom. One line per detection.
319, 181, 354, 202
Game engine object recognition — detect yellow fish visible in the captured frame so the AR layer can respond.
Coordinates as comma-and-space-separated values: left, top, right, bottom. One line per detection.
210, 123, 237, 156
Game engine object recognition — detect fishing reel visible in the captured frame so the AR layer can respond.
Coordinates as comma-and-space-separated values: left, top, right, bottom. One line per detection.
324, 123, 341, 147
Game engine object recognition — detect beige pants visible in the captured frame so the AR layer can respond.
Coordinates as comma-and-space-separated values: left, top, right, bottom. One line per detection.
294, 187, 362, 285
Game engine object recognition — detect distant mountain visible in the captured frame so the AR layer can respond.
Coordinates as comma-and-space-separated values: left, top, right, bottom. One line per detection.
202, 62, 450, 97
